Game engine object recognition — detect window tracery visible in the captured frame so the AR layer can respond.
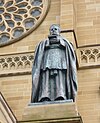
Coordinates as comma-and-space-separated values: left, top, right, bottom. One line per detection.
0, 0, 50, 46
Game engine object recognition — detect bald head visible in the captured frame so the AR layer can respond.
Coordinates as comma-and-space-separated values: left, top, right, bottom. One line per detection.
49, 24, 61, 36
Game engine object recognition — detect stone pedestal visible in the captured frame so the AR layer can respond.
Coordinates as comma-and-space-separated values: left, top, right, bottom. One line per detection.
21, 101, 83, 123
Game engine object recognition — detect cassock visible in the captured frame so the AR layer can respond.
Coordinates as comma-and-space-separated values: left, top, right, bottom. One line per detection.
31, 35, 77, 103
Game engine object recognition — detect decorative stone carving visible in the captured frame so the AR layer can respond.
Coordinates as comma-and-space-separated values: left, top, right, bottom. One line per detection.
0, 0, 50, 47
77, 47, 100, 68
0, 52, 34, 76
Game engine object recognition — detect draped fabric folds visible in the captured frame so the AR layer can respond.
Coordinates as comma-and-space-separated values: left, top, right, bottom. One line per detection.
31, 36, 78, 103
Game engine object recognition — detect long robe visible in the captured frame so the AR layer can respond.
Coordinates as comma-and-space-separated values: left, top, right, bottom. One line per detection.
31, 36, 78, 103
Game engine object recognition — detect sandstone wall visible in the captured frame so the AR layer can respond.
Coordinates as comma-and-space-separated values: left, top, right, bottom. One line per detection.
0, 0, 100, 123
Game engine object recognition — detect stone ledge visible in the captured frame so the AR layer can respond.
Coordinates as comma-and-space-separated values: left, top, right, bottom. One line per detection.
19, 117, 82, 123
21, 102, 83, 123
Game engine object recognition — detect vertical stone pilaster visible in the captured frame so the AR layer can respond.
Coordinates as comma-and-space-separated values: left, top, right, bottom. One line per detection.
60, 0, 74, 30
60, 0, 76, 47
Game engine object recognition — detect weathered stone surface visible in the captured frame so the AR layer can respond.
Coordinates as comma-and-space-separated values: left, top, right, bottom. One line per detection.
21, 102, 82, 123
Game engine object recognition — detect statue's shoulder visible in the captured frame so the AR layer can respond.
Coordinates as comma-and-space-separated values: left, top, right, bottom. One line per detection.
60, 36, 73, 45
35, 39, 48, 52
40, 39, 48, 44
60, 36, 75, 51
36, 40, 46, 47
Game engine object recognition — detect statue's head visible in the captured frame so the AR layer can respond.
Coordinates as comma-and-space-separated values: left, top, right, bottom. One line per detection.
49, 24, 61, 36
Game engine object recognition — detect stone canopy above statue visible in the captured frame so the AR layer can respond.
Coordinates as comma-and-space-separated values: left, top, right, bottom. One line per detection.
31, 24, 78, 103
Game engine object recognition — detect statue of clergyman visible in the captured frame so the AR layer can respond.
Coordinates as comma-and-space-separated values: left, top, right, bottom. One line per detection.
31, 24, 78, 103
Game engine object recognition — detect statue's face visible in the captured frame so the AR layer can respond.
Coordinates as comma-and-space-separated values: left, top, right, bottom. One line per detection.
50, 25, 60, 36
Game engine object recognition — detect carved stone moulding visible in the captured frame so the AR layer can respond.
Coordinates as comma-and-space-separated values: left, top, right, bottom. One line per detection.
0, 52, 34, 77
0, 92, 17, 123
77, 46, 100, 69
0, 0, 50, 47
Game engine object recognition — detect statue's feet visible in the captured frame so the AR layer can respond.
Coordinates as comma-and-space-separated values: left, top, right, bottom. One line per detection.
55, 96, 65, 101
39, 97, 51, 102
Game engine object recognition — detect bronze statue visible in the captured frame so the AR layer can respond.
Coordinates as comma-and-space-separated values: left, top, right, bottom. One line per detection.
31, 24, 77, 103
